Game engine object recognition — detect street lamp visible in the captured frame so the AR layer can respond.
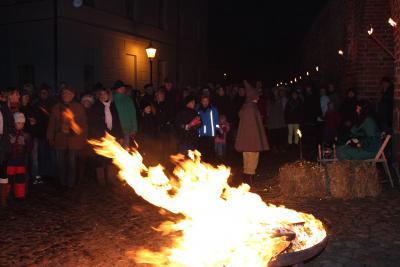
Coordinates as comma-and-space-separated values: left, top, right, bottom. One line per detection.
146, 42, 157, 84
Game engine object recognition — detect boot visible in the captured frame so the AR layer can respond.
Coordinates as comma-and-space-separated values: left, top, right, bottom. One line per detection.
0, 180, 8, 207
243, 173, 254, 187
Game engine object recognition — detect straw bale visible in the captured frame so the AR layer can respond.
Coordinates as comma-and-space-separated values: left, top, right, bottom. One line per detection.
279, 161, 326, 198
327, 161, 381, 199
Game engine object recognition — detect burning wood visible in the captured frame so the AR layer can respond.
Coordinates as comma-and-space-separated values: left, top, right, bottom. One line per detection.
89, 134, 327, 266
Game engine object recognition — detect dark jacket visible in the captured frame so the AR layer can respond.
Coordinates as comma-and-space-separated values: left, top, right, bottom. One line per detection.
88, 100, 123, 140
0, 104, 13, 162
302, 93, 321, 124
284, 98, 303, 124
235, 101, 269, 152
340, 97, 357, 125
377, 88, 394, 133
47, 102, 88, 150
32, 99, 54, 139
154, 100, 172, 133
213, 95, 231, 119
175, 107, 199, 146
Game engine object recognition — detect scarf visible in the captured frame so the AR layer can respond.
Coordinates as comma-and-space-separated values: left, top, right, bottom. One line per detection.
103, 101, 112, 131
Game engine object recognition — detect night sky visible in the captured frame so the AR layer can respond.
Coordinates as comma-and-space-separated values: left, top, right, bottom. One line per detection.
208, 0, 330, 85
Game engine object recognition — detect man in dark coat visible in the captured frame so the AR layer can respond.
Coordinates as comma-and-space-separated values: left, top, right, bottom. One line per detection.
235, 81, 269, 185
175, 96, 201, 155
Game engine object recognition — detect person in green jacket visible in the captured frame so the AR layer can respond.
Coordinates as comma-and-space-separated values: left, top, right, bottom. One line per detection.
336, 101, 381, 160
112, 80, 138, 147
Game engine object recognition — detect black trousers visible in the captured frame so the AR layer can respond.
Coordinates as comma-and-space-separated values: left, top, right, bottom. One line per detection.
198, 136, 215, 162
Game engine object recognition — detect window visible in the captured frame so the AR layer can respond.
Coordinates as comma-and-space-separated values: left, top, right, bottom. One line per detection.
126, 0, 135, 20
18, 65, 35, 87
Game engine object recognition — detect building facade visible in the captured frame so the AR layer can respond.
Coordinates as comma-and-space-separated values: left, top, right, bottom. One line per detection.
0, 0, 207, 92
301, 0, 400, 161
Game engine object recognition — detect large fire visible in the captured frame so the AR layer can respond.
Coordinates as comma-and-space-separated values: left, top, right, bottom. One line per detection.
89, 134, 326, 266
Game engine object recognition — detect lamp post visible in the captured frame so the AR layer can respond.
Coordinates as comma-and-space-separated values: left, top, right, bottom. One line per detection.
146, 42, 157, 84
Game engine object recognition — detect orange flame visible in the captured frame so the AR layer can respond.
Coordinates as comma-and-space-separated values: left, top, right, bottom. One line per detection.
62, 108, 82, 135
89, 134, 326, 266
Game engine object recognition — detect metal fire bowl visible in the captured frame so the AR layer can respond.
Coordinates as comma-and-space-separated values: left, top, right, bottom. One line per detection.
268, 236, 328, 267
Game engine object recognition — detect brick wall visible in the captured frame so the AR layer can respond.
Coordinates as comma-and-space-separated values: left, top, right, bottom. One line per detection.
390, 0, 400, 161
303, 0, 395, 100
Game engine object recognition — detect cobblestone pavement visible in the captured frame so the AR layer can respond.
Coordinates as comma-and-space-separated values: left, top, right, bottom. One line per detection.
1, 152, 400, 267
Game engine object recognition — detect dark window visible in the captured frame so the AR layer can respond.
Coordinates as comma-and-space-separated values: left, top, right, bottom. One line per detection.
18, 65, 35, 87
126, 0, 135, 20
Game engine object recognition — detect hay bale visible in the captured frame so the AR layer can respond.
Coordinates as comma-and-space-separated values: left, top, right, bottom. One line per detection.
327, 161, 381, 199
353, 162, 381, 197
327, 161, 353, 199
279, 161, 326, 198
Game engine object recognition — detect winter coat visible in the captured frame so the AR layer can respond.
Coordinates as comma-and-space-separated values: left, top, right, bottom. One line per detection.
337, 117, 381, 160
113, 92, 138, 135
267, 99, 286, 130
47, 102, 88, 150
232, 95, 246, 126
8, 129, 31, 167
377, 88, 394, 133
32, 99, 54, 139
0, 104, 13, 162
284, 98, 303, 124
213, 95, 231, 118
235, 101, 269, 152
197, 106, 220, 137
340, 97, 357, 125
139, 113, 158, 138
154, 101, 172, 133
175, 107, 199, 146
303, 93, 321, 124
88, 100, 123, 140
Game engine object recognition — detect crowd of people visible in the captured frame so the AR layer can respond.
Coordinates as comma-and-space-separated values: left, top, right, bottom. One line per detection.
0, 76, 394, 207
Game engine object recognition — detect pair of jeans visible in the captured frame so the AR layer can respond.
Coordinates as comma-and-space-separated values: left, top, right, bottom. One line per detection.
56, 149, 77, 188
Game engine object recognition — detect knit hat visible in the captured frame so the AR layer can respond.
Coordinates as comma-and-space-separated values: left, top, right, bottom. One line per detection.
81, 94, 95, 105
244, 80, 260, 102
183, 95, 196, 106
14, 112, 26, 124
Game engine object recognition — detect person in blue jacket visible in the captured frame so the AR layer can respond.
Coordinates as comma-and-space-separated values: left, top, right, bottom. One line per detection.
197, 95, 220, 162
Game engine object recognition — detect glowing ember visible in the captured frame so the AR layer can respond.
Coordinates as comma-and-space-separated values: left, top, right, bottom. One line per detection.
62, 108, 82, 135
368, 27, 374, 35
89, 134, 326, 266
389, 18, 397, 27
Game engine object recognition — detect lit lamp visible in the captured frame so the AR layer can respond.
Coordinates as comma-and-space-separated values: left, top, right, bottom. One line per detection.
146, 42, 157, 84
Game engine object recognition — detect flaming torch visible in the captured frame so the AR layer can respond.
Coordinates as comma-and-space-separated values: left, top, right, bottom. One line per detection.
297, 129, 303, 161
367, 26, 395, 59
89, 134, 327, 266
